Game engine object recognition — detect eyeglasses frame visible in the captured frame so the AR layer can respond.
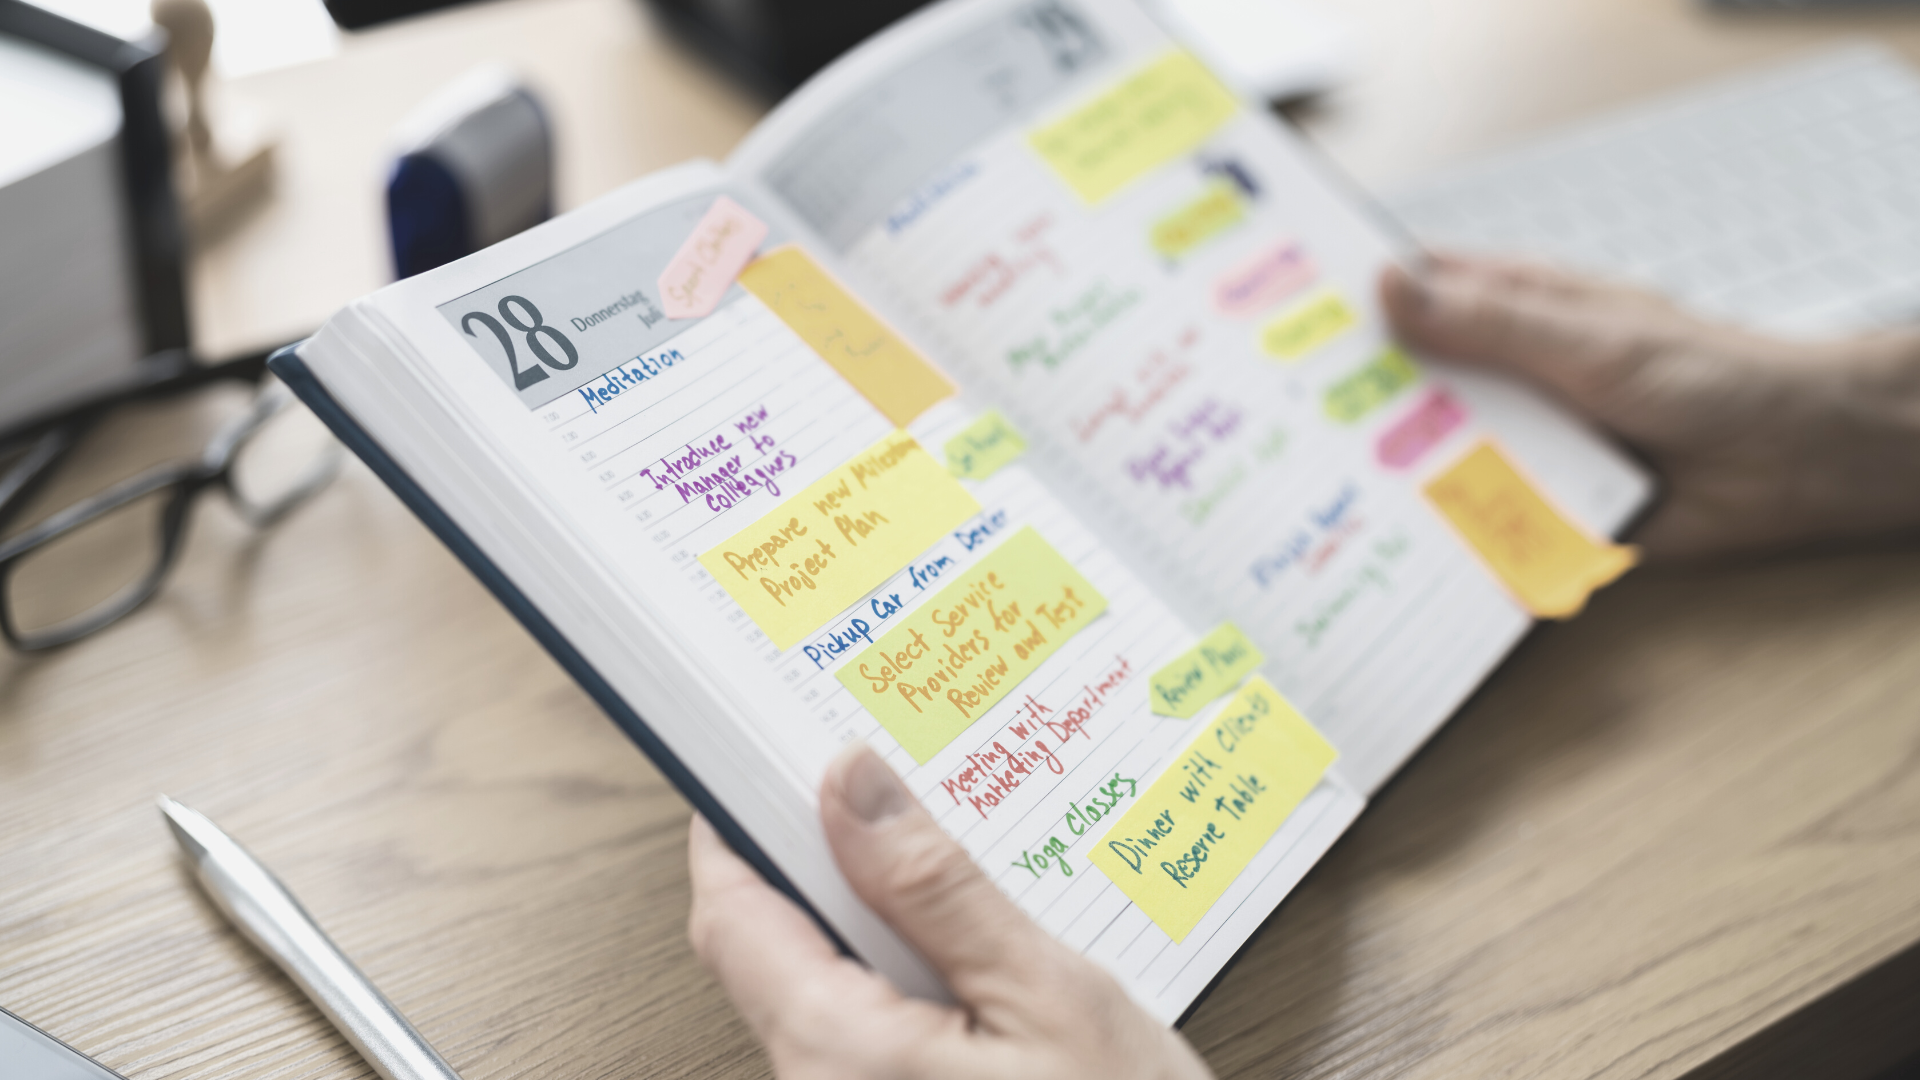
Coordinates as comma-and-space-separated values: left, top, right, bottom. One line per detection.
0, 378, 342, 651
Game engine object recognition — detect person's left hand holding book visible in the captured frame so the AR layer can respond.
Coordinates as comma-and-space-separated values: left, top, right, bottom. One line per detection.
687, 742, 1218, 1080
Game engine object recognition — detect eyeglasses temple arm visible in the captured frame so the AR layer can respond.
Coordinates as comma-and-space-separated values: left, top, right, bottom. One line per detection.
0, 423, 87, 533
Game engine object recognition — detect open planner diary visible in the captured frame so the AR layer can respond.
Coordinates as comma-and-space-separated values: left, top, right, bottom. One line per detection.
275, 0, 1653, 1024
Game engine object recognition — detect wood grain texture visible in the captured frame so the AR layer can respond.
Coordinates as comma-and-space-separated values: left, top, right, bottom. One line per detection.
1183, 554, 1920, 1078
2, 397, 770, 1079
7, 0, 1920, 1077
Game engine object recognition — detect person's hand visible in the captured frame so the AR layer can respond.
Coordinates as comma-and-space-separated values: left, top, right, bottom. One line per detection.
686, 742, 1215, 1080
1381, 254, 1920, 559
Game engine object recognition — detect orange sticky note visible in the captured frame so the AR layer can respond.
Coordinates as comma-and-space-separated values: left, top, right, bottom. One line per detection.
1424, 440, 1637, 618
738, 245, 956, 427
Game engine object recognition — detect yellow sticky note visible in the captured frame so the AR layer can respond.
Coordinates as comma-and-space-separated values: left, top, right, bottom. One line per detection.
1259, 290, 1357, 361
1089, 677, 1335, 944
1150, 181, 1245, 258
838, 527, 1109, 764
1424, 440, 1638, 619
946, 411, 1027, 480
1029, 50, 1241, 205
1323, 346, 1419, 423
700, 431, 979, 649
739, 245, 956, 427
1149, 623, 1265, 718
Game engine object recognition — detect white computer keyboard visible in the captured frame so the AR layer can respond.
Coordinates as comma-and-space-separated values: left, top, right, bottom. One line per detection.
1383, 46, 1920, 338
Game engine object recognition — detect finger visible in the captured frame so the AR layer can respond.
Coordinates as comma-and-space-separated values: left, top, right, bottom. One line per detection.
688, 816, 979, 1077
1380, 259, 1655, 413
819, 743, 1051, 1004
1428, 250, 1591, 295
1382, 259, 1602, 368
686, 814, 874, 1036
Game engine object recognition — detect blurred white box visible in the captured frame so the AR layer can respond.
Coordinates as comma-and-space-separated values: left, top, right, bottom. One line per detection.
0, 32, 145, 431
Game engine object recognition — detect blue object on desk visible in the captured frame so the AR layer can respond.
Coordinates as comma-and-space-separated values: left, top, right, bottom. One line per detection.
387, 67, 551, 279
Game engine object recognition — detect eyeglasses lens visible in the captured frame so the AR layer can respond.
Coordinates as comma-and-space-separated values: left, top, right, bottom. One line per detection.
7, 487, 172, 643
229, 400, 340, 520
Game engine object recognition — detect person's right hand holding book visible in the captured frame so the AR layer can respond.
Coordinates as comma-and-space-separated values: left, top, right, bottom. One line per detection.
687, 255, 1920, 1078
1381, 254, 1920, 559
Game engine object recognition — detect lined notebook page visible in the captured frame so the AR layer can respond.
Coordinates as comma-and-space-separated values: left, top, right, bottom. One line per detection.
361, 173, 1362, 1019
732, 0, 1595, 791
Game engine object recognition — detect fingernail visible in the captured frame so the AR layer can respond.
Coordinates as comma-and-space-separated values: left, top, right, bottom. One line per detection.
833, 743, 911, 824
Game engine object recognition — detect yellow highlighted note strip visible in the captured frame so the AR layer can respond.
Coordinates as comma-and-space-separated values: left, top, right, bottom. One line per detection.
838, 527, 1108, 764
1029, 50, 1240, 205
1090, 677, 1335, 944
1150, 181, 1245, 258
946, 411, 1027, 480
1424, 440, 1638, 619
1259, 290, 1356, 361
700, 431, 979, 650
1149, 623, 1264, 719
739, 245, 956, 427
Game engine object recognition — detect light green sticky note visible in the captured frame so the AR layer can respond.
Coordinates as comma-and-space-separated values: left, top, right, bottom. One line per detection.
1324, 346, 1419, 424
946, 411, 1027, 480
1259, 290, 1356, 361
838, 527, 1108, 764
1148, 623, 1265, 718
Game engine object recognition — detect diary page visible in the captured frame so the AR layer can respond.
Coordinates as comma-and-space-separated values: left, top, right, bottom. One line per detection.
335, 164, 1364, 1022
732, 0, 1651, 792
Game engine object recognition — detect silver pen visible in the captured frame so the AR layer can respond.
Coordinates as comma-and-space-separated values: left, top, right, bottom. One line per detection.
159, 796, 466, 1080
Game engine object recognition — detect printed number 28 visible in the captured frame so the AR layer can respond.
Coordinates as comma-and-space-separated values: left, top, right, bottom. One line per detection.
462, 295, 578, 391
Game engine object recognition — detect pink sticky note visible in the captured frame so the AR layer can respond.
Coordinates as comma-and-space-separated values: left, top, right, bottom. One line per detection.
657, 196, 770, 319
1376, 387, 1467, 469
1212, 241, 1315, 318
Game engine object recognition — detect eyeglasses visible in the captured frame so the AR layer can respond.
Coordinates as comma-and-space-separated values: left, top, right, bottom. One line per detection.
0, 378, 343, 652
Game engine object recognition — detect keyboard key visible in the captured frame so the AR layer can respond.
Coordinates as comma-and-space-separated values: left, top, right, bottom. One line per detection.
1385, 46, 1920, 334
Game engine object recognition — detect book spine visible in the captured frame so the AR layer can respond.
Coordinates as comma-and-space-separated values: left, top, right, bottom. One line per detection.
267, 343, 849, 954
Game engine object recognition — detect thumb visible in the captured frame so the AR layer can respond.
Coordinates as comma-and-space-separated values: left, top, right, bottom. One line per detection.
1380, 258, 1655, 417
820, 742, 1048, 1004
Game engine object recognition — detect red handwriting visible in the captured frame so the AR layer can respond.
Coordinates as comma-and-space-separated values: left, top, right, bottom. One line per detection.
937, 654, 1135, 821
939, 215, 1064, 311
1305, 516, 1364, 574
1070, 328, 1200, 443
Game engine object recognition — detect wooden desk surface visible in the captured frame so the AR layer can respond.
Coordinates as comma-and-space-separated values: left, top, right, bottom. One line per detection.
7, 1, 1920, 1078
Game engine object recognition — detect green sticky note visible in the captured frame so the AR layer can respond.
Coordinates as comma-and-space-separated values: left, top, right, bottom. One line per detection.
1150, 180, 1245, 258
1148, 623, 1265, 718
1324, 346, 1419, 424
1259, 290, 1356, 361
838, 527, 1109, 764
946, 411, 1027, 480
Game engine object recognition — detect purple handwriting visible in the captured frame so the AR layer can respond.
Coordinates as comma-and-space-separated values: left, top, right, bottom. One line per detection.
1123, 398, 1244, 492
637, 403, 795, 513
